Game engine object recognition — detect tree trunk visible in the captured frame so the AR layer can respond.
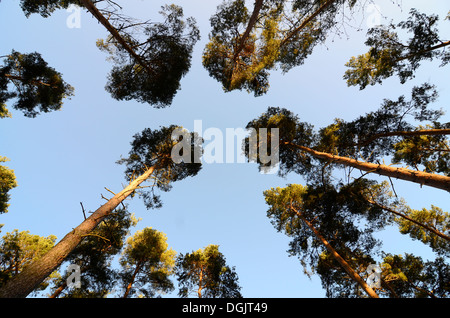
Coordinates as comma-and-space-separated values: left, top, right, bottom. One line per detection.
395, 40, 450, 64
4, 74, 57, 88
123, 261, 142, 298
0, 166, 155, 298
365, 198, 450, 242
49, 280, 67, 298
233, 0, 264, 61
285, 142, 450, 192
281, 0, 338, 46
358, 128, 450, 147
197, 267, 204, 298
79, 0, 153, 74
290, 205, 379, 298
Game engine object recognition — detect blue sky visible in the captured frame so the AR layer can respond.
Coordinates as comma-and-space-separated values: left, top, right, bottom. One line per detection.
0, 0, 449, 298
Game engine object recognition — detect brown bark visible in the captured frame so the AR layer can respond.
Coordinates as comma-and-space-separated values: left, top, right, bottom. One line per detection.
290, 205, 379, 298
281, 0, 338, 46
0, 166, 155, 298
79, 0, 153, 74
4, 74, 58, 88
366, 198, 450, 241
233, 0, 264, 61
395, 40, 450, 63
49, 281, 67, 298
197, 266, 204, 298
285, 142, 450, 192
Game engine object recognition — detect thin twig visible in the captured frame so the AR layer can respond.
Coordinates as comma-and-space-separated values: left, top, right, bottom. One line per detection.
80, 202, 87, 220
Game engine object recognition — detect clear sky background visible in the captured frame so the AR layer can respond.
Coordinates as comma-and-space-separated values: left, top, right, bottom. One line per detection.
0, 0, 449, 298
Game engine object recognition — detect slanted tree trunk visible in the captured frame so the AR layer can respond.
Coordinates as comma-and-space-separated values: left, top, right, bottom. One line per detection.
290, 205, 379, 298
123, 261, 142, 298
49, 280, 67, 298
0, 166, 155, 298
285, 142, 450, 192
365, 198, 450, 241
197, 266, 204, 298
357, 128, 450, 147
233, 0, 264, 61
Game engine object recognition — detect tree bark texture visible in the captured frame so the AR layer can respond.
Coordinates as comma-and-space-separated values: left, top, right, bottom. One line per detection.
286, 142, 450, 192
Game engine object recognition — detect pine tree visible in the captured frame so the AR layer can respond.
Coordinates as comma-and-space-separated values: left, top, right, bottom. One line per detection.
244, 84, 450, 191
0, 230, 57, 294
19, 0, 200, 107
48, 206, 138, 298
344, 8, 450, 89
175, 244, 242, 298
0, 157, 17, 215
119, 227, 176, 298
264, 183, 380, 298
0, 51, 74, 118
203, 0, 352, 96
0, 125, 202, 298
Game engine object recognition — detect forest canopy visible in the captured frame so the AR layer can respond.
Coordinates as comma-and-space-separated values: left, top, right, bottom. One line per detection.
0, 0, 448, 300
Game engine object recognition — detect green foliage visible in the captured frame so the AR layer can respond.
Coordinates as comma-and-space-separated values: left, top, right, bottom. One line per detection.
0, 50, 74, 118
263, 179, 450, 298
19, 0, 81, 18
0, 229, 57, 291
344, 9, 450, 89
203, 0, 350, 96
263, 182, 382, 294
315, 250, 376, 298
20, 1, 199, 107
101, 5, 200, 107
49, 207, 138, 298
380, 253, 449, 298
175, 244, 242, 298
394, 206, 449, 257
118, 125, 202, 209
0, 157, 17, 214
119, 227, 176, 298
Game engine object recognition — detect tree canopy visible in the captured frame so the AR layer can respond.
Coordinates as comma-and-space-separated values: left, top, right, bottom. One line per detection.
0, 157, 17, 215
244, 84, 450, 191
175, 244, 242, 298
0, 0, 449, 300
0, 51, 74, 118
119, 227, 176, 298
344, 8, 450, 89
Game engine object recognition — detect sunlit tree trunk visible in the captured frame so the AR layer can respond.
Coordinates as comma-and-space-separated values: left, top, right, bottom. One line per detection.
286, 142, 450, 192
0, 166, 155, 298
290, 205, 379, 298
357, 128, 450, 147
